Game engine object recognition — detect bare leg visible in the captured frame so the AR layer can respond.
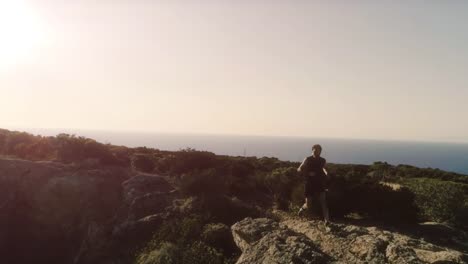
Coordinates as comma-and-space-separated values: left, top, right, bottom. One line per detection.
318, 192, 330, 222
300, 196, 310, 208
298, 196, 312, 216
306, 196, 313, 210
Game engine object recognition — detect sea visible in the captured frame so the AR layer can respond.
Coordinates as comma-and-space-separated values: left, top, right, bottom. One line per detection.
23, 128, 468, 175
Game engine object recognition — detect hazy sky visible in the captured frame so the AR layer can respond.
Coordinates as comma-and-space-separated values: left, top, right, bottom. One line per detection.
1, 1, 467, 142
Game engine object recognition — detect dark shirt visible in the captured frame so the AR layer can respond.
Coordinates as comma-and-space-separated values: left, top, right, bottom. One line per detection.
299, 156, 326, 179
299, 156, 327, 195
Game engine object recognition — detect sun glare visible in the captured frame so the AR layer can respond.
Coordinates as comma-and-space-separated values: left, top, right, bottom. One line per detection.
0, 0, 47, 70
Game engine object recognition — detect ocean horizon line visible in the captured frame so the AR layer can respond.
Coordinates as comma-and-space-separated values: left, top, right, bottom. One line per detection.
3, 126, 468, 175
8, 127, 468, 146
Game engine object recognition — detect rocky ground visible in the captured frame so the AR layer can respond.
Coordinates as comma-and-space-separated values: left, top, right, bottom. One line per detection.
231, 211, 468, 264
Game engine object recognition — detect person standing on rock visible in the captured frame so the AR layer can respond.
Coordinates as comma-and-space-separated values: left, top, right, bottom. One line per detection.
297, 144, 330, 224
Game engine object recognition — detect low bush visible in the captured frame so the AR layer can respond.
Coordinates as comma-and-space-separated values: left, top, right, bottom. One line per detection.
135, 214, 237, 264
263, 167, 301, 210
169, 148, 219, 174
131, 154, 155, 173
179, 169, 227, 197
403, 178, 468, 228
135, 241, 226, 264
290, 174, 419, 223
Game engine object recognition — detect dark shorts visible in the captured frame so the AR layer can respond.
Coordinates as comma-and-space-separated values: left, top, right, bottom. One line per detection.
304, 176, 326, 196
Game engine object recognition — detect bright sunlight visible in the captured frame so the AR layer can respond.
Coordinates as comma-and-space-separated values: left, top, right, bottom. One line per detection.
0, 0, 47, 70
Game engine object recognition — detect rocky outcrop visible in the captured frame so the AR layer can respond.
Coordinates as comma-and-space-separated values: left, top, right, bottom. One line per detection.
231, 218, 328, 264
0, 158, 131, 264
281, 217, 467, 264
231, 212, 468, 264
75, 172, 176, 264
0, 158, 176, 264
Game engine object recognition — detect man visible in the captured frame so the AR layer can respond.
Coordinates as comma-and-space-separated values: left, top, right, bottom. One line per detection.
297, 144, 330, 224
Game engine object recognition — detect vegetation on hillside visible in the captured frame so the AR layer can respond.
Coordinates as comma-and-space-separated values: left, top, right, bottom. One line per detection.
1, 128, 467, 262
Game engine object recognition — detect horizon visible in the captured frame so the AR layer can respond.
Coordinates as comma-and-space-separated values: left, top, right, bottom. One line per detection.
1, 1, 468, 142
3, 126, 468, 175
6, 126, 468, 146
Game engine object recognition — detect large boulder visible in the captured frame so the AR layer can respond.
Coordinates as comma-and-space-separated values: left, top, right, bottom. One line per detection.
231, 211, 468, 264
231, 218, 279, 252
277, 211, 468, 264
231, 218, 328, 264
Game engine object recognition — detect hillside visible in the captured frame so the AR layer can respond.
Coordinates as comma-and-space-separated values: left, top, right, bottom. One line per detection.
0, 128, 467, 263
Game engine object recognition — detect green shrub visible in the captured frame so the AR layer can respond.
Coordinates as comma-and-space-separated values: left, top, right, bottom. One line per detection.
135, 241, 225, 264
225, 159, 256, 196
254, 157, 284, 171
135, 215, 231, 264
201, 223, 238, 256
403, 178, 468, 228
369, 161, 396, 181
262, 167, 301, 210
313, 175, 419, 223
203, 196, 259, 225
169, 148, 219, 174
135, 242, 177, 264
350, 183, 418, 223
150, 215, 206, 245
290, 183, 305, 207
394, 164, 467, 184
179, 169, 227, 197
179, 241, 225, 264
132, 154, 156, 173
55, 134, 123, 165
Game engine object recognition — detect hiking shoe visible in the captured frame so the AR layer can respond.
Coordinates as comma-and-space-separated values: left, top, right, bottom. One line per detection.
323, 221, 338, 233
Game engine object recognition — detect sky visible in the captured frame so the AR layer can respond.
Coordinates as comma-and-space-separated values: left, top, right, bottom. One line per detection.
1, 0, 468, 142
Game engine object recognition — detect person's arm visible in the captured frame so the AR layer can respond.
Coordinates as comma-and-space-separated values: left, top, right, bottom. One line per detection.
297, 157, 307, 175
323, 162, 328, 176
